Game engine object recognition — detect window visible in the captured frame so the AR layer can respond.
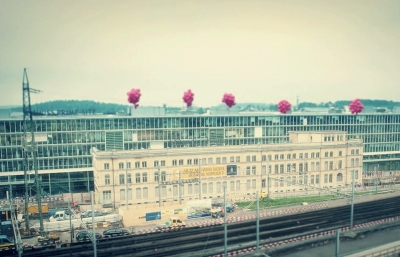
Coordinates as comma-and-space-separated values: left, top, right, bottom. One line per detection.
222, 157, 227, 163
324, 152, 328, 158
311, 175, 314, 184
135, 173, 140, 183
127, 162, 131, 169
316, 152, 320, 158
161, 171, 166, 182
173, 185, 178, 197
304, 153, 308, 159
246, 166, 250, 175
119, 174, 125, 184
324, 174, 328, 183
143, 187, 148, 198
324, 161, 328, 170
299, 153, 303, 159
351, 158, 355, 167
187, 159, 192, 165
280, 154, 284, 160
236, 156, 240, 162
230, 156, 234, 163
252, 166, 256, 175
280, 164, 284, 174
356, 149, 359, 155
217, 182, 221, 193
292, 164, 296, 172
311, 153, 315, 158
246, 156, 251, 162
274, 154, 278, 160
292, 154, 296, 159
287, 176, 291, 186
292, 176, 296, 185
337, 173, 343, 182
274, 165, 279, 174
246, 180, 250, 189
299, 163, 303, 173
287, 164, 291, 173
230, 181, 235, 191
330, 152, 333, 157
128, 188, 132, 200
355, 158, 359, 167
160, 160, 166, 166
274, 179, 279, 187
280, 177, 284, 187
338, 151, 342, 157
202, 183, 207, 194
105, 175, 110, 185
287, 154, 291, 160
329, 161, 333, 170
252, 155, 257, 162
188, 184, 193, 195
136, 188, 141, 199
338, 160, 342, 169
311, 162, 315, 171
304, 175, 308, 185
267, 155, 272, 161
142, 172, 147, 183
194, 183, 199, 194
154, 171, 159, 182
104, 163, 109, 170
202, 158, 206, 164
268, 165, 272, 174
135, 162, 140, 168
127, 173, 132, 184
316, 175, 320, 184
172, 160, 177, 166
119, 162, 124, 169
304, 162, 308, 172
120, 189, 125, 200
216, 157, 221, 164
236, 181, 240, 191
209, 182, 213, 193
351, 150, 355, 155
154, 160, 159, 167
329, 174, 333, 183
316, 162, 320, 171
194, 158, 199, 165
252, 179, 256, 189
103, 190, 111, 201
179, 159, 184, 165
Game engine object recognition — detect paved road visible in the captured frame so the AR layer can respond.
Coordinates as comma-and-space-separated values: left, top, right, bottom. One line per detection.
276, 225, 400, 257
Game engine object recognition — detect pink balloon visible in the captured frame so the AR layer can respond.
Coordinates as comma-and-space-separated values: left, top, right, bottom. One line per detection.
278, 100, 291, 114
222, 93, 236, 108
349, 98, 363, 115
183, 90, 195, 107
127, 88, 141, 109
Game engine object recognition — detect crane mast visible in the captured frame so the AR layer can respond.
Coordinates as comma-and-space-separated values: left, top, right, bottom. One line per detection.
22, 68, 44, 235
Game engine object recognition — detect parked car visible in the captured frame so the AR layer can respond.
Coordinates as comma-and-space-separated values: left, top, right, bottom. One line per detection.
80, 210, 104, 218
76, 231, 102, 241
102, 229, 130, 237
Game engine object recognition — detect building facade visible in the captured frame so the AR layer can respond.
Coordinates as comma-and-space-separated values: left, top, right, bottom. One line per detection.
0, 111, 397, 199
92, 131, 363, 206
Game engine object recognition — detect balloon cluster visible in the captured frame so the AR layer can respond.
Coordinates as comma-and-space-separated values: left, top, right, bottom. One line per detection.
182, 90, 195, 107
222, 93, 236, 108
127, 88, 141, 109
349, 98, 363, 115
278, 100, 291, 114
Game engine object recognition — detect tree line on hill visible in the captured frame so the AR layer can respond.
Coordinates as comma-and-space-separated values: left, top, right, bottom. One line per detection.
8, 99, 400, 114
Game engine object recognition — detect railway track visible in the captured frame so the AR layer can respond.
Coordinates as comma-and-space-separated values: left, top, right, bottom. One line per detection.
20, 196, 400, 257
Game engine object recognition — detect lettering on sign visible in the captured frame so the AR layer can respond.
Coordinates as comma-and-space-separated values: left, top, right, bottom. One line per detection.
173, 166, 227, 179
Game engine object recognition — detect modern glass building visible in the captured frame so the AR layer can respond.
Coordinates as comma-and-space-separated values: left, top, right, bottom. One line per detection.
0, 110, 399, 198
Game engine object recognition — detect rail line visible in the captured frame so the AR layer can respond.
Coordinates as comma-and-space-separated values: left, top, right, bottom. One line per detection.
20, 196, 400, 257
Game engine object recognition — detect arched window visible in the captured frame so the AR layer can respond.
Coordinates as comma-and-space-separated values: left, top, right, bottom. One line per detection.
337, 173, 343, 182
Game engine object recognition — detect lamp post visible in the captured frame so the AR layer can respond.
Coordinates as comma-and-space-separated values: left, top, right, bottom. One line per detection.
68, 199, 72, 243
90, 191, 97, 257
350, 170, 355, 233
125, 161, 129, 210
256, 190, 260, 254
158, 166, 161, 207
223, 186, 227, 257
177, 170, 182, 205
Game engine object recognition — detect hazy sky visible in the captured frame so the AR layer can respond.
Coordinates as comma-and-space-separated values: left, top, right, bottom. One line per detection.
1, 0, 399, 107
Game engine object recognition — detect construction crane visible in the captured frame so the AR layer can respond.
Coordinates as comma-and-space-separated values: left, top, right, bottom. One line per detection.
21, 68, 44, 235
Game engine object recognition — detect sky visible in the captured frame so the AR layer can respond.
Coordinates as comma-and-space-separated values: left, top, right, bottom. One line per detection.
1, 0, 400, 107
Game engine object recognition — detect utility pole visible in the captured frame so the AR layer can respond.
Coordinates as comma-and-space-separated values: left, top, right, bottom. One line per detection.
158, 166, 161, 207
125, 161, 129, 210
198, 162, 202, 199
178, 170, 182, 205
256, 190, 260, 254
350, 170, 355, 233
21, 68, 44, 235
223, 186, 227, 257
91, 191, 97, 257
68, 199, 73, 243
335, 229, 340, 257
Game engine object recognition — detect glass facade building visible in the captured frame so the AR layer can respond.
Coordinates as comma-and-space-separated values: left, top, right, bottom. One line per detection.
0, 112, 399, 198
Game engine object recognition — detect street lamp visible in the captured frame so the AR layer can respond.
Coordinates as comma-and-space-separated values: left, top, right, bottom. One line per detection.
350, 169, 355, 233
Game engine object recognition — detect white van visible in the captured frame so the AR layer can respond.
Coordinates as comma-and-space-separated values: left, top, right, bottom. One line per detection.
49, 211, 71, 222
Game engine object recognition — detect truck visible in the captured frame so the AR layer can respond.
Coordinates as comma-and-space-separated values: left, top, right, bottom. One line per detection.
49, 211, 72, 222
157, 217, 186, 229
0, 221, 16, 254
26, 203, 49, 217
210, 203, 234, 218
